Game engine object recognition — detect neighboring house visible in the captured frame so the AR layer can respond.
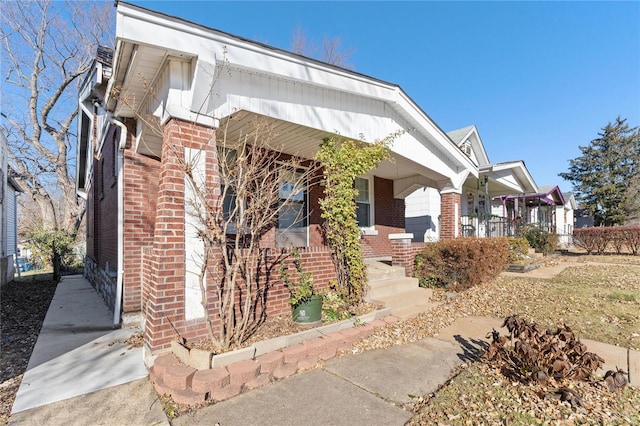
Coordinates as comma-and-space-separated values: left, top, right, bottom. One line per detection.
555, 191, 576, 248
1, 133, 23, 286
574, 208, 595, 228
406, 125, 538, 241
76, 2, 477, 352
501, 185, 566, 236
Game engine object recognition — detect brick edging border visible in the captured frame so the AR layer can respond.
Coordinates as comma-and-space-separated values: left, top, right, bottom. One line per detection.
149, 315, 399, 405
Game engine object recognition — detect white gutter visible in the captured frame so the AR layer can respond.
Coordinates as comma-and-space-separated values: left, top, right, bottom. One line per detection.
111, 118, 127, 326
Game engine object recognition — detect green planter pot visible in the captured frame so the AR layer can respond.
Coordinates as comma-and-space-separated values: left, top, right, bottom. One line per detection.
292, 294, 323, 326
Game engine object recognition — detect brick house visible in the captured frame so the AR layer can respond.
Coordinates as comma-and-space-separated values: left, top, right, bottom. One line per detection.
76, 2, 476, 354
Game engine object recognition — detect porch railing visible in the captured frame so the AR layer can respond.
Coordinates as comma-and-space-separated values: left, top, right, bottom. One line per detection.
461, 215, 556, 238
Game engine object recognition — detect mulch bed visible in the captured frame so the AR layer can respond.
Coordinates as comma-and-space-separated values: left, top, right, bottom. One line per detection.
0, 277, 58, 425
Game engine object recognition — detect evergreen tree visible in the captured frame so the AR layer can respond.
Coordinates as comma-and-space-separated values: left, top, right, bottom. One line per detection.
560, 117, 640, 226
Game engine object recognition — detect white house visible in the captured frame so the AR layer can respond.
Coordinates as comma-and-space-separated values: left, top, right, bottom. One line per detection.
556, 191, 576, 248
406, 125, 538, 241
1, 133, 22, 286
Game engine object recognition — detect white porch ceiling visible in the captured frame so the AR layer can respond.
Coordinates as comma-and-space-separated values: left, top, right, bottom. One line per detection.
218, 111, 445, 184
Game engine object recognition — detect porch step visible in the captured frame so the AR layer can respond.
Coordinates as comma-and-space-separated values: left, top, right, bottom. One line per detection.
368, 288, 438, 320
366, 277, 423, 300
365, 261, 437, 320
368, 287, 432, 309
365, 260, 407, 282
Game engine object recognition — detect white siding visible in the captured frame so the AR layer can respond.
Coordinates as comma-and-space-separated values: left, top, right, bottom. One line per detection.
6, 188, 17, 255
405, 187, 441, 242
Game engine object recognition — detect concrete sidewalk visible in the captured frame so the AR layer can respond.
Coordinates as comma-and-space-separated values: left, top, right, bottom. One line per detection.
9, 275, 166, 425
9, 276, 639, 425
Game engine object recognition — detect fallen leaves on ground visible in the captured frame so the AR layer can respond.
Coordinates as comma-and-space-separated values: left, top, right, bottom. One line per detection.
408, 362, 640, 425
2, 255, 639, 425
0, 277, 58, 425
353, 257, 640, 424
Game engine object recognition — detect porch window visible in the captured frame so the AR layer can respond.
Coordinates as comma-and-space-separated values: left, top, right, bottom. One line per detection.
218, 147, 242, 228
221, 184, 237, 222
355, 177, 371, 228
277, 168, 308, 247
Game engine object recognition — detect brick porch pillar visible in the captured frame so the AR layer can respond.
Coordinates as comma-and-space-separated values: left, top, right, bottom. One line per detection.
440, 191, 461, 240
389, 233, 415, 277
144, 118, 216, 352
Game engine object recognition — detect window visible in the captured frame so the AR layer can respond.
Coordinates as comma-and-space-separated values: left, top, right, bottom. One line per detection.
217, 147, 241, 226
355, 177, 371, 228
277, 168, 308, 247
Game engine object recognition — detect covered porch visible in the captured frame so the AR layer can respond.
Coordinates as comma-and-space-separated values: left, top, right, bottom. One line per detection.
460, 161, 538, 238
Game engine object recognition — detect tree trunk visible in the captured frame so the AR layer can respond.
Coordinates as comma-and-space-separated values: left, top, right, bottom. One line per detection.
52, 251, 61, 283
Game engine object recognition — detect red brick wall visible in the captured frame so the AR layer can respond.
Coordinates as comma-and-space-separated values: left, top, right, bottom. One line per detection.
138, 121, 419, 351
86, 126, 118, 271
360, 177, 405, 258
390, 237, 428, 278
98, 128, 119, 270
122, 119, 161, 313
139, 119, 342, 351
230, 247, 337, 319
440, 192, 461, 240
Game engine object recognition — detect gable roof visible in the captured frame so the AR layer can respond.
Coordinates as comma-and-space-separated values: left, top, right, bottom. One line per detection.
502, 184, 565, 206
447, 125, 475, 145
86, 2, 480, 196
480, 160, 538, 195
447, 125, 490, 166
563, 191, 577, 210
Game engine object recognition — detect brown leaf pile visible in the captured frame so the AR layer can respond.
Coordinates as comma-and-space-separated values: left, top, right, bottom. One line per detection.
408, 362, 640, 425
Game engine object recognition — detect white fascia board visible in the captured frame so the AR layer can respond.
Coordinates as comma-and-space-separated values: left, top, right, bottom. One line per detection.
76, 189, 88, 200
391, 90, 477, 176
486, 161, 538, 194
468, 128, 490, 166
115, 3, 475, 183
116, 3, 392, 99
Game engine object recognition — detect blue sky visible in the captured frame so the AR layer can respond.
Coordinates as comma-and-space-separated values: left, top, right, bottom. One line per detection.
133, 1, 639, 194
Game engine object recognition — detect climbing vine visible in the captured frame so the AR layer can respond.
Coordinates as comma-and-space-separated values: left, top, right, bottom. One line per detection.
315, 131, 402, 305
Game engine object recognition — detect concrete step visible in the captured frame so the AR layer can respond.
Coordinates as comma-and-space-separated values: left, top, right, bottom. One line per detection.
368, 288, 433, 311
527, 247, 544, 259
366, 277, 422, 300
366, 261, 407, 282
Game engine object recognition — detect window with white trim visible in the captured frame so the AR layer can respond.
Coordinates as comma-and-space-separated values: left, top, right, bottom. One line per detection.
277, 167, 308, 247
355, 177, 372, 228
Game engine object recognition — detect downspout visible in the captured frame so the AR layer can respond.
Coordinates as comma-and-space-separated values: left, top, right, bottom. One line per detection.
111, 118, 127, 326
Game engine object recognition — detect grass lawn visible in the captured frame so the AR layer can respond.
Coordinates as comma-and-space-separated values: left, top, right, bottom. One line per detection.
409, 256, 640, 424
472, 264, 640, 349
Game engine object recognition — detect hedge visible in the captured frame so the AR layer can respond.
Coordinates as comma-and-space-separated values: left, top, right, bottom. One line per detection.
507, 237, 529, 263
521, 225, 559, 256
414, 237, 510, 291
573, 226, 640, 255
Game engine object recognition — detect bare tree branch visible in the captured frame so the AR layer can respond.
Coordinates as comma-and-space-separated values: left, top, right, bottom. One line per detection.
1, 0, 114, 236
290, 25, 355, 69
